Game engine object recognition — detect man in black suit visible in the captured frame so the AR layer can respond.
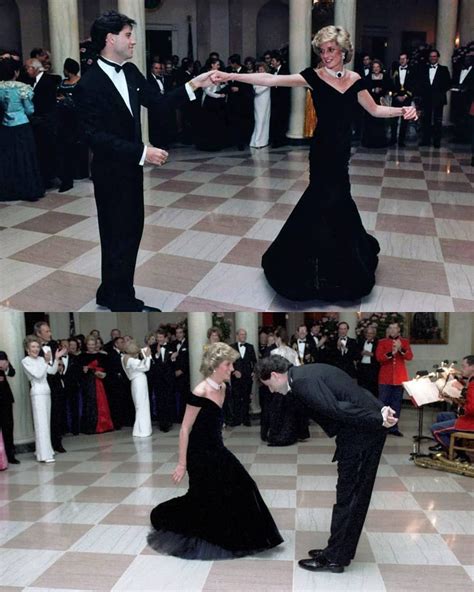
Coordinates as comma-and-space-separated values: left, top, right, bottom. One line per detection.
356, 326, 379, 397
230, 328, 257, 426
104, 335, 131, 429
75, 11, 213, 311
103, 328, 121, 353
25, 58, 59, 187
0, 352, 19, 464
356, 54, 372, 79
170, 325, 189, 421
328, 322, 358, 379
269, 51, 290, 148
451, 50, 474, 143
309, 322, 329, 363
390, 52, 416, 147
291, 324, 316, 365
150, 329, 176, 432
419, 49, 451, 147
227, 53, 254, 150
148, 60, 174, 149
257, 356, 397, 573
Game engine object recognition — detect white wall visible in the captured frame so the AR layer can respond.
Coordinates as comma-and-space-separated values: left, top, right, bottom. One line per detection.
145, 0, 197, 61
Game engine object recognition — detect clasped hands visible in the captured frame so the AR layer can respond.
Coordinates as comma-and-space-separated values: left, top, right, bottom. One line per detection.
381, 406, 398, 428
400, 105, 417, 120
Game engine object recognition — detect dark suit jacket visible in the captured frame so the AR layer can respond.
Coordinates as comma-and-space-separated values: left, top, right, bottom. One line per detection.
329, 337, 359, 378
32, 72, 58, 118
356, 337, 379, 370
150, 343, 175, 388
452, 67, 474, 112
288, 364, 385, 458
420, 64, 451, 107
231, 342, 257, 379
75, 62, 189, 172
171, 339, 190, 380
271, 65, 290, 107
0, 364, 15, 404
290, 338, 315, 365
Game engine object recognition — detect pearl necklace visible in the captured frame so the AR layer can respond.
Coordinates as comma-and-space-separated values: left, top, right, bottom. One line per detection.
206, 377, 223, 390
324, 66, 345, 79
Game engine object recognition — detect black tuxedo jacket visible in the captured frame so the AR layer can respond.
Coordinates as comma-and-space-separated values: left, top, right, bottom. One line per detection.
75, 62, 189, 172
329, 337, 359, 378
105, 348, 128, 381
271, 65, 290, 106
309, 334, 329, 364
288, 364, 385, 458
0, 364, 15, 404
290, 338, 315, 365
420, 64, 451, 106
150, 343, 175, 387
171, 339, 190, 378
228, 69, 254, 112
356, 337, 379, 368
32, 73, 58, 117
452, 67, 474, 110
231, 342, 257, 378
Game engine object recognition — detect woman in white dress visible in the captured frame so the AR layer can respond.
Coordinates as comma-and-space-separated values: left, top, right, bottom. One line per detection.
21, 335, 65, 462
267, 327, 309, 446
122, 341, 153, 438
250, 63, 271, 148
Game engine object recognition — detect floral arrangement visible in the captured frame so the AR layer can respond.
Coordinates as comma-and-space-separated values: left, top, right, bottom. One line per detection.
356, 313, 405, 339
318, 314, 340, 342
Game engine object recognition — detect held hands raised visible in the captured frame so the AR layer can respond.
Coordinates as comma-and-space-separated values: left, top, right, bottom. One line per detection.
190, 70, 217, 89
401, 106, 417, 120
210, 71, 232, 85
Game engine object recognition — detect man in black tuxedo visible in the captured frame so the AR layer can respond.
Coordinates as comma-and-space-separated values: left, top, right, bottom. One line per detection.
269, 51, 290, 148
356, 326, 379, 397
291, 324, 316, 365
230, 329, 257, 426
356, 54, 372, 79
170, 325, 190, 422
451, 50, 474, 143
75, 11, 213, 311
257, 356, 397, 573
328, 322, 358, 379
419, 49, 451, 148
227, 53, 254, 150
33, 322, 68, 453
104, 336, 131, 429
309, 322, 329, 363
150, 329, 176, 432
0, 351, 19, 464
390, 52, 416, 147
103, 328, 121, 353
25, 58, 59, 188
147, 60, 174, 149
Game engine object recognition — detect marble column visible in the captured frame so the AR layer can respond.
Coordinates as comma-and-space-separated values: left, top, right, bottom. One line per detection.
47, 0, 80, 76
287, 0, 313, 141
188, 313, 212, 388
0, 313, 34, 445
334, 0, 357, 70
459, 0, 474, 45
436, 0, 459, 124
338, 312, 358, 337
234, 312, 260, 413
118, 0, 149, 143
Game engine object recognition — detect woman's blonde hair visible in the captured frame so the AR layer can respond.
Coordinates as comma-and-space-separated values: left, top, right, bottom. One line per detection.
312, 25, 353, 64
124, 340, 141, 356
200, 342, 239, 378
23, 334, 41, 351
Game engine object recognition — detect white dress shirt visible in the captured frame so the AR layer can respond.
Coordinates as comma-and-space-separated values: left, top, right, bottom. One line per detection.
238, 343, 246, 358
399, 67, 407, 87
361, 340, 374, 364
460, 66, 472, 85
429, 64, 438, 85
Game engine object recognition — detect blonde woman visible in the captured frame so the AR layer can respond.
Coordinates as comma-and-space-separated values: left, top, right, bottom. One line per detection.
122, 341, 152, 437
148, 342, 283, 559
212, 26, 417, 302
21, 335, 64, 462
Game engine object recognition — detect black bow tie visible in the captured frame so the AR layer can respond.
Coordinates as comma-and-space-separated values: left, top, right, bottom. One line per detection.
99, 56, 123, 73
430, 65, 438, 69
400, 66, 407, 70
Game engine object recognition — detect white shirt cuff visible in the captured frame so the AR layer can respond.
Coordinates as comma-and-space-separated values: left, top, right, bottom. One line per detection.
139, 145, 147, 166
185, 82, 197, 101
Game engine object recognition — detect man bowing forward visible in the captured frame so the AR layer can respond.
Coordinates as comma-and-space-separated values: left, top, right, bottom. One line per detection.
76, 11, 212, 311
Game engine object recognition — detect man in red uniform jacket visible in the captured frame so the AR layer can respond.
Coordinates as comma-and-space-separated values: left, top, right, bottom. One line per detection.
431, 355, 474, 457
375, 323, 413, 436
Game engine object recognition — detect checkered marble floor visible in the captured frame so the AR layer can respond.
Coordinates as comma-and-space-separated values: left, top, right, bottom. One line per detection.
0, 143, 472, 312
1, 407, 473, 591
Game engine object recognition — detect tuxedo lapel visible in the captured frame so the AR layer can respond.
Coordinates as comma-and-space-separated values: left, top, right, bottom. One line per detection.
95, 65, 135, 123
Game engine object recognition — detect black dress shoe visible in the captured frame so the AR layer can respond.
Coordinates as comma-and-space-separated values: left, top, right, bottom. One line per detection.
58, 181, 73, 193
308, 548, 325, 559
54, 446, 67, 453
8, 458, 20, 464
298, 557, 345, 573
429, 443, 444, 452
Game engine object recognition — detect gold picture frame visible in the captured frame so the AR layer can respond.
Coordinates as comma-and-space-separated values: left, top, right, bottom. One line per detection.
406, 313, 449, 345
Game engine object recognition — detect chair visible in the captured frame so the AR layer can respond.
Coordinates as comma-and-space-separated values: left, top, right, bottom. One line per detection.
448, 431, 474, 461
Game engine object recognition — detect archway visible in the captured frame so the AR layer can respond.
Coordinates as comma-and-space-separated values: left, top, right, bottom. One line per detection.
256, 0, 289, 58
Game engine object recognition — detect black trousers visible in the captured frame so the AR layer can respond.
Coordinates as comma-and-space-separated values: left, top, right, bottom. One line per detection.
65, 386, 81, 435
357, 365, 379, 398
259, 385, 271, 440
325, 433, 386, 565
92, 165, 144, 307
0, 401, 15, 460
229, 377, 252, 425
421, 102, 444, 144
270, 101, 290, 146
